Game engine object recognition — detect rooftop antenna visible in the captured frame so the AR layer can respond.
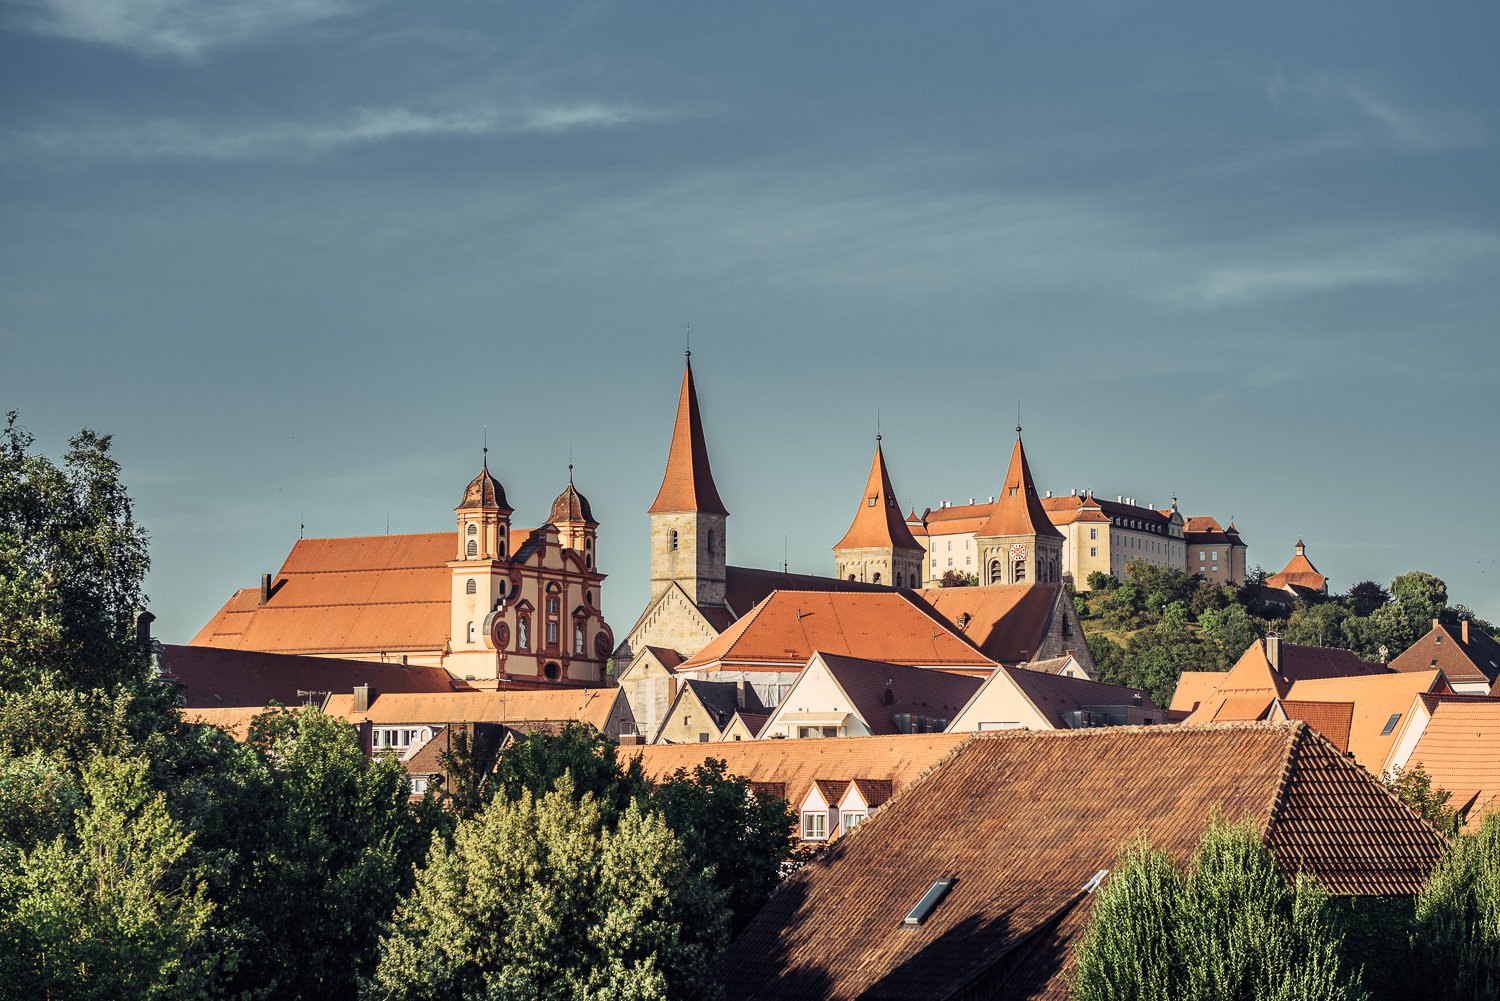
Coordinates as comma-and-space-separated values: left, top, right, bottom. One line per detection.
385, 511, 390, 535
482, 425, 489, 469
299, 511, 304, 540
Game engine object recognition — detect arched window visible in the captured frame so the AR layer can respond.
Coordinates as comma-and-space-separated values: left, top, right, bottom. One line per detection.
894, 573, 903, 588
989, 559, 1002, 584
669, 530, 679, 551
467, 523, 477, 536
872, 572, 882, 585
465, 578, 476, 595
848, 574, 857, 582
586, 554, 593, 569
466, 621, 476, 643
466, 539, 478, 558
1014, 561, 1026, 583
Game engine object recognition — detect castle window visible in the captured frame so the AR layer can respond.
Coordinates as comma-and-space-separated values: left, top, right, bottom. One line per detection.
894, 573, 902, 588
989, 559, 1002, 585
1014, 561, 1026, 583
873, 572, 882, 584
466, 539, 478, 558
544, 662, 561, 682
547, 622, 559, 645
707, 529, 715, 553
465, 578, 477, 595
848, 575, 857, 581
467, 523, 477, 535
669, 530, 679, 551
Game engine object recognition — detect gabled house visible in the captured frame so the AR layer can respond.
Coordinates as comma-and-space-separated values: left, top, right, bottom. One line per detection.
612, 645, 687, 743
1182, 634, 1388, 722
912, 583, 1095, 675
948, 665, 1159, 732
1389, 618, 1500, 694
1265, 539, 1330, 596
1268, 699, 1354, 753
1276, 670, 1450, 775
756, 653, 983, 740
721, 710, 770, 742
1380, 691, 1500, 776
719, 724, 1448, 1001
654, 678, 765, 744
1405, 700, 1500, 829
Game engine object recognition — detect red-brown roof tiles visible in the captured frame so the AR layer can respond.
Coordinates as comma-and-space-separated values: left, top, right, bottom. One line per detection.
648, 358, 728, 516
912, 583, 1065, 665
1390, 621, 1500, 688
1276, 700, 1354, 752
1406, 700, 1500, 829
833, 441, 922, 553
815, 654, 983, 734
161, 643, 458, 709
720, 724, 1447, 1001
975, 436, 1064, 541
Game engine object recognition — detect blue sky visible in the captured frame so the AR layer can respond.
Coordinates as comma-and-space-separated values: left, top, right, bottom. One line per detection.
3, 0, 1497, 640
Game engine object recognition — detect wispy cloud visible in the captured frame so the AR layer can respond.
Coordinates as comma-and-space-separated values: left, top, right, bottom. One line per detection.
1335, 83, 1483, 151
11, 0, 373, 59
8, 103, 673, 160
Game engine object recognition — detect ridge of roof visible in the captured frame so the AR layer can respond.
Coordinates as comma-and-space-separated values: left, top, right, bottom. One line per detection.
648, 357, 728, 516
975, 435, 1065, 541
833, 440, 923, 554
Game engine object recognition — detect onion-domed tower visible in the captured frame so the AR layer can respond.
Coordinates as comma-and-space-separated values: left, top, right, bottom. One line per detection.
550, 466, 599, 572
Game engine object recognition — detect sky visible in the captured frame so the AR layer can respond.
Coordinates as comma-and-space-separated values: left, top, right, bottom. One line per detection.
2, 0, 1498, 641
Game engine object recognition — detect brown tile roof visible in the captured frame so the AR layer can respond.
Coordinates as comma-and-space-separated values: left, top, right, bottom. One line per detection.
641, 646, 688, 668
159, 643, 457, 709
1276, 700, 1354, 752
814, 654, 984, 734
548, 479, 595, 525
720, 724, 1448, 1001
180, 707, 266, 741
1286, 670, 1447, 774
190, 532, 458, 654
678, 590, 995, 672
731, 710, 771, 737
324, 687, 620, 730
458, 461, 510, 511
975, 436, 1064, 540
1267, 542, 1328, 592
630, 733, 971, 814
833, 441, 923, 554
723, 566, 885, 618
647, 357, 728, 516
1406, 700, 1500, 829
998, 666, 1160, 728
1390, 621, 1500, 688
912, 583, 1064, 665
848, 777, 893, 807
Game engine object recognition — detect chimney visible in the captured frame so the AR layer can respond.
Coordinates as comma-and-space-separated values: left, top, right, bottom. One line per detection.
260, 573, 273, 605
1265, 633, 1281, 671
135, 609, 156, 651
1462, 620, 1470, 644
1433, 618, 1440, 633
736, 679, 748, 709
969, 498, 975, 505
1117, 495, 1123, 503
353, 683, 376, 714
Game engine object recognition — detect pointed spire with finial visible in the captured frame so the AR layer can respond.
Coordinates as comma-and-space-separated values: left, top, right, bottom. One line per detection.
648, 347, 728, 516
834, 432, 922, 552
976, 423, 1063, 540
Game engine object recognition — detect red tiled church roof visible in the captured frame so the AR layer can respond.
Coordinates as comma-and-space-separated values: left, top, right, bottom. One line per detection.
833, 440, 922, 553
648, 356, 728, 516
975, 434, 1064, 540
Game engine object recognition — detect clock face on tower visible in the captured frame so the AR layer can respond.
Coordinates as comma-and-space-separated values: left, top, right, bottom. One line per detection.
1009, 544, 1028, 562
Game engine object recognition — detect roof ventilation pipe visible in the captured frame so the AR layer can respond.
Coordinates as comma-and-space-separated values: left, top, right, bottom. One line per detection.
260, 573, 273, 605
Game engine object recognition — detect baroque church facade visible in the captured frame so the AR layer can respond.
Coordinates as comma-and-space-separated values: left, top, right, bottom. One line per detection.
193, 455, 615, 688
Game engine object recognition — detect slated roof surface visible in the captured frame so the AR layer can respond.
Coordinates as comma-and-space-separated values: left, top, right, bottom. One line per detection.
1407, 701, 1500, 829
1286, 670, 1445, 773
678, 590, 995, 671
833, 441, 923, 553
1277, 699, 1355, 752
160, 643, 456, 708
324, 688, 618, 730
912, 583, 1062, 664
999, 666, 1159, 727
721, 724, 1446, 1001
648, 358, 728, 516
815, 654, 983, 734
631, 733, 970, 812
975, 436, 1064, 540
1390, 622, 1500, 687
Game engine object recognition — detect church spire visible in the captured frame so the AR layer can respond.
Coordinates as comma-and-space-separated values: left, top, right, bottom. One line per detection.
976, 433, 1062, 540
648, 355, 729, 516
834, 437, 921, 552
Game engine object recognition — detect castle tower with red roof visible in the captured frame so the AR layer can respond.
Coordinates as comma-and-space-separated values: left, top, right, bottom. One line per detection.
648, 352, 728, 607
973, 427, 1064, 586
832, 436, 924, 588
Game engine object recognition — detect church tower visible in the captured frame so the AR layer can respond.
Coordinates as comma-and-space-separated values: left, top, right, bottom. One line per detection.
648, 352, 728, 607
974, 426, 1064, 586
550, 466, 599, 572
832, 435, 924, 588
449, 452, 512, 657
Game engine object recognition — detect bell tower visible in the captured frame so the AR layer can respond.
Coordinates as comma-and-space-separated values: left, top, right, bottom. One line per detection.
648, 352, 728, 607
974, 425, 1064, 586
832, 435, 924, 588
449, 451, 513, 658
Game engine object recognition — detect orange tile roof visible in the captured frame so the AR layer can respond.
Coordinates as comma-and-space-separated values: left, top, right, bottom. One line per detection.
720, 724, 1447, 1001
677, 590, 995, 672
1267, 542, 1328, 591
159, 643, 457, 709
1209, 694, 1276, 722
1390, 621, 1500, 688
723, 566, 886, 618
1169, 670, 1228, 713
647, 357, 728, 516
630, 733, 971, 814
181, 707, 267, 741
324, 688, 619, 730
191, 532, 458, 654
975, 435, 1064, 540
833, 441, 922, 553
1406, 700, 1500, 829
1286, 670, 1446, 774
1277, 700, 1354, 752
912, 583, 1064, 665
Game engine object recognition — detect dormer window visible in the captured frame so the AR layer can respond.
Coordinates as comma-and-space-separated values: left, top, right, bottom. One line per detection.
868, 497, 877, 507
801, 812, 828, 840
